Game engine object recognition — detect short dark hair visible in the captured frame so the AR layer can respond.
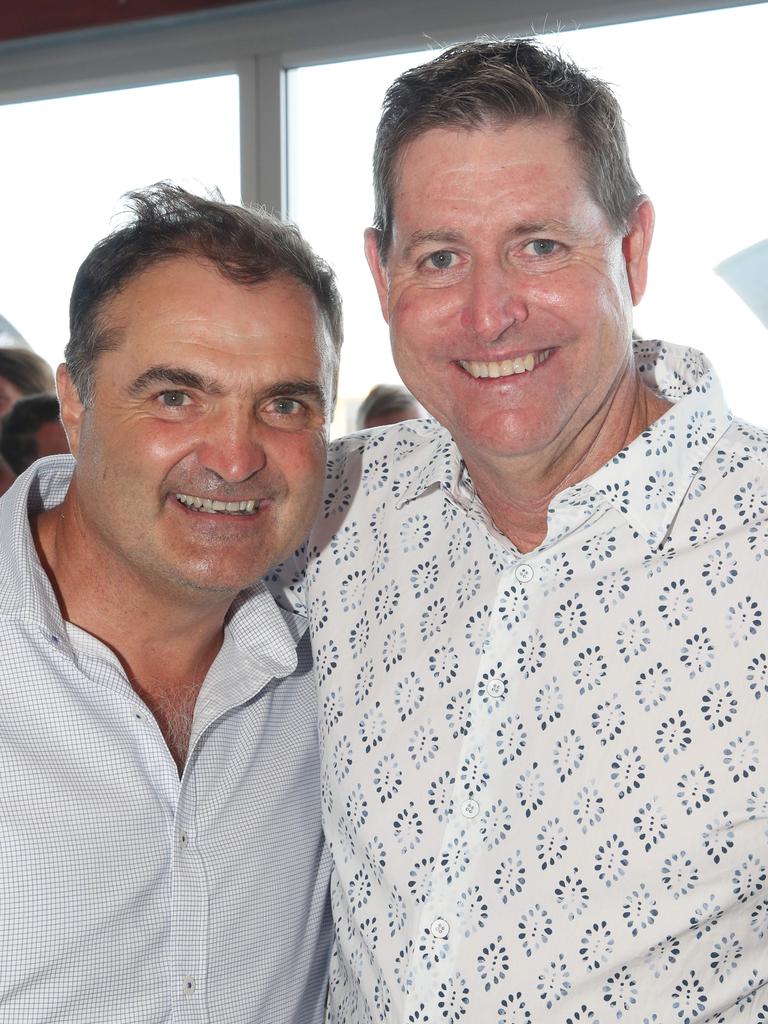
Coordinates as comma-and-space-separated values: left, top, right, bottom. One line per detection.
0, 392, 61, 474
373, 38, 642, 256
66, 183, 343, 405
356, 383, 420, 430
0, 347, 55, 395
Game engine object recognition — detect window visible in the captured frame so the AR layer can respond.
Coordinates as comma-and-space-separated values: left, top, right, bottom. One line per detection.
0, 74, 240, 371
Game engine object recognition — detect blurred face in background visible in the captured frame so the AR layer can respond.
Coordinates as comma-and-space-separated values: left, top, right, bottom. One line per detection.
0, 376, 23, 417
34, 419, 70, 460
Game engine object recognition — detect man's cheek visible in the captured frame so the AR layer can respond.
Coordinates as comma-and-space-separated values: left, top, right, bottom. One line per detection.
392, 287, 459, 341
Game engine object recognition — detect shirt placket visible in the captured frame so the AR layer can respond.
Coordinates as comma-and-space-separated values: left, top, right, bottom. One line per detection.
404, 497, 599, 1016
170, 749, 211, 1023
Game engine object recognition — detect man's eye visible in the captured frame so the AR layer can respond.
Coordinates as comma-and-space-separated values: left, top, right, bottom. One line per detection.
525, 239, 559, 256
159, 391, 190, 407
272, 398, 302, 416
426, 250, 457, 270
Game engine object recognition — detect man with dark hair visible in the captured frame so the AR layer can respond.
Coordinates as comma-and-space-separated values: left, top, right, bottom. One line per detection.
0, 345, 55, 416
0, 392, 69, 477
273, 39, 768, 1021
355, 383, 423, 430
0, 183, 338, 1021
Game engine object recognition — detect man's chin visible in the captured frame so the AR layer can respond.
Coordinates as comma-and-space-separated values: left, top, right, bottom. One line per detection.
147, 554, 263, 600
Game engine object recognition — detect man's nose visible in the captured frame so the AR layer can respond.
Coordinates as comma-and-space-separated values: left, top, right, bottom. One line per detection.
459, 262, 528, 342
197, 407, 267, 484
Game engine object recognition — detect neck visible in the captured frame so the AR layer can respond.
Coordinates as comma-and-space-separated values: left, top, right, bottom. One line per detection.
32, 494, 231, 765
469, 373, 671, 553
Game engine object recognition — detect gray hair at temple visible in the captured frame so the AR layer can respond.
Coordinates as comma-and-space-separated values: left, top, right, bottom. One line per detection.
372, 37, 642, 257
65, 183, 343, 406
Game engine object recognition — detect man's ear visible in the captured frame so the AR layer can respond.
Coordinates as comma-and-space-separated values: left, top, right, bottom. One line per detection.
56, 363, 86, 458
623, 197, 655, 306
364, 228, 391, 323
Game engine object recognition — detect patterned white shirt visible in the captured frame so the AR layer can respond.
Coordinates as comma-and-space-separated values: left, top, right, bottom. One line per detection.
0, 457, 332, 1023
274, 341, 768, 1023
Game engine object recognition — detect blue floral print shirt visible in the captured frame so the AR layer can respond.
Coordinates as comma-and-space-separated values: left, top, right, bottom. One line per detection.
274, 340, 768, 1024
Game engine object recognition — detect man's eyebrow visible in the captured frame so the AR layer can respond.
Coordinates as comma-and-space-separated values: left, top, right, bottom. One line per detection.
511, 220, 571, 236
261, 379, 329, 410
403, 229, 464, 261
128, 366, 224, 397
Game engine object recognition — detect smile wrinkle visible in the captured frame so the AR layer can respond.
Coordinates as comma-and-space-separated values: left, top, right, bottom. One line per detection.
458, 348, 553, 379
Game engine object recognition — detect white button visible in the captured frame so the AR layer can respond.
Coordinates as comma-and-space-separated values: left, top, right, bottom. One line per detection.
182, 976, 196, 996
430, 917, 450, 939
179, 832, 188, 848
461, 799, 480, 818
515, 563, 534, 583
486, 680, 505, 698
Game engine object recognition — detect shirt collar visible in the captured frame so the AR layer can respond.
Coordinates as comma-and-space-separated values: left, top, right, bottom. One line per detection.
226, 584, 307, 678
586, 341, 732, 546
0, 455, 75, 643
392, 422, 461, 509
393, 342, 733, 546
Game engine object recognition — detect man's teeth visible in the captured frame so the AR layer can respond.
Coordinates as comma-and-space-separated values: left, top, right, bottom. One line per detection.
176, 494, 260, 514
459, 348, 552, 379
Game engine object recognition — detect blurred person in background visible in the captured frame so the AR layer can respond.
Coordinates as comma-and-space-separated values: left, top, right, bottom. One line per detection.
0, 347, 56, 493
355, 381, 425, 429
0, 393, 69, 476
0, 346, 55, 416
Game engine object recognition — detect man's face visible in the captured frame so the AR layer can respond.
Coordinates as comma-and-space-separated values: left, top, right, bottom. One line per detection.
365, 120, 652, 480
59, 257, 333, 600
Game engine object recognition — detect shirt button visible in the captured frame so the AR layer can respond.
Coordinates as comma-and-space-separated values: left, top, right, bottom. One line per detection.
486, 679, 506, 698
182, 976, 196, 996
461, 799, 480, 818
179, 832, 188, 849
430, 917, 450, 939
515, 563, 534, 583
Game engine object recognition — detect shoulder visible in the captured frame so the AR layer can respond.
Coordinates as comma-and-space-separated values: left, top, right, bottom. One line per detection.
710, 418, 768, 480
327, 417, 446, 471
320, 417, 449, 522
684, 417, 768, 552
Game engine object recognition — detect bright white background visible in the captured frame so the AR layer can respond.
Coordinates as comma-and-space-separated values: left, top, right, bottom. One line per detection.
0, 74, 240, 365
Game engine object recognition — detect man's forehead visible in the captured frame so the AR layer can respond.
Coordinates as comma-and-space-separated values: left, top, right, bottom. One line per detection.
395, 116, 576, 174
99, 262, 320, 340
92, 264, 332, 385
388, 121, 599, 243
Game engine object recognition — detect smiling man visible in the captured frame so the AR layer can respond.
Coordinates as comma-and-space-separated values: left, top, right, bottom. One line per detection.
0, 185, 339, 1021
273, 40, 768, 1022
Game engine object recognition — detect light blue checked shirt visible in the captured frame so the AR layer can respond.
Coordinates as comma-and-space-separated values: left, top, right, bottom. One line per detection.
0, 456, 332, 1023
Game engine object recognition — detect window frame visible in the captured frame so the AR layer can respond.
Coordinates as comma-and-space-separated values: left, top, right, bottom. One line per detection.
0, 0, 760, 215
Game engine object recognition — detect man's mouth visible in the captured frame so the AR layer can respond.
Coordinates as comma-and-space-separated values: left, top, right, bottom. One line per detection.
175, 493, 262, 515
458, 348, 553, 379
